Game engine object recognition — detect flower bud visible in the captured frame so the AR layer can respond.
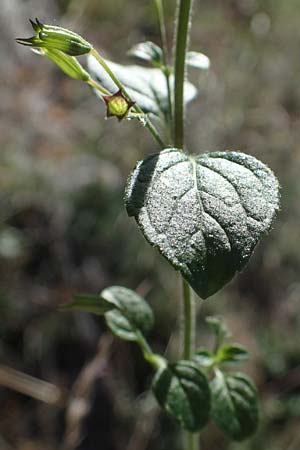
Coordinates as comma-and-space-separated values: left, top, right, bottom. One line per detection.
103, 90, 135, 121
42, 48, 90, 81
16, 18, 92, 56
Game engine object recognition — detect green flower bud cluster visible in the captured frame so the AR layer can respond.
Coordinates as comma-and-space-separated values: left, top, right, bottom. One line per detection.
16, 19, 92, 82
16, 18, 92, 56
17, 20, 136, 122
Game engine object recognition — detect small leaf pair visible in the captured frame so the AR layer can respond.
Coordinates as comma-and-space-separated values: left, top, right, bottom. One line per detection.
194, 316, 248, 369
62, 286, 154, 342
152, 361, 259, 441
194, 345, 248, 368
63, 290, 258, 440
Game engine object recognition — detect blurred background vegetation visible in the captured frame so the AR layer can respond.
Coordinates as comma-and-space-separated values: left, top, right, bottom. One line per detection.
1, 0, 300, 449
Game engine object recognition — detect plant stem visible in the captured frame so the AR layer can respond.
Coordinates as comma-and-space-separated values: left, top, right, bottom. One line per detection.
187, 433, 199, 450
90, 48, 166, 148
155, 0, 169, 66
174, 1, 197, 448
182, 278, 195, 360
182, 278, 198, 450
87, 77, 110, 95
174, 0, 196, 360
154, 0, 173, 134
174, 0, 193, 149
136, 331, 166, 370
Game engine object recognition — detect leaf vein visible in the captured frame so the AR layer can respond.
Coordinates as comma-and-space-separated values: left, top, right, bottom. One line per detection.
198, 162, 258, 225
163, 185, 194, 235
208, 154, 267, 186
191, 157, 232, 252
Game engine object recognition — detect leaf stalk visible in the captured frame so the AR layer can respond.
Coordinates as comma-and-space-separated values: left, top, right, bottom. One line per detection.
136, 330, 166, 370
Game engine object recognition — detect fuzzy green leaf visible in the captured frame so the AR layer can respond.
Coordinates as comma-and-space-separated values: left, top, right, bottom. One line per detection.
128, 41, 163, 67
186, 51, 210, 70
87, 55, 197, 117
217, 345, 249, 364
60, 293, 114, 315
152, 361, 210, 431
193, 349, 215, 367
103, 286, 154, 341
125, 149, 280, 298
211, 370, 259, 441
206, 316, 231, 341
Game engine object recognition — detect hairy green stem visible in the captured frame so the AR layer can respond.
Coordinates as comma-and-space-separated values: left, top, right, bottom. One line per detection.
174, 0, 193, 149
90, 48, 166, 148
182, 278, 195, 359
87, 77, 110, 95
187, 433, 199, 450
155, 0, 169, 65
174, 1, 197, 448
182, 278, 198, 450
154, 0, 173, 135
136, 331, 166, 370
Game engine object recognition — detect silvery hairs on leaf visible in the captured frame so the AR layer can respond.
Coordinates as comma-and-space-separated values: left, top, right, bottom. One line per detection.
102, 285, 154, 341
152, 360, 210, 431
87, 55, 197, 117
125, 149, 280, 299
211, 370, 259, 441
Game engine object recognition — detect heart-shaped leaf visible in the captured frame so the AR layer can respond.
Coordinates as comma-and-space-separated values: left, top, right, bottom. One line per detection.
211, 370, 259, 441
102, 286, 154, 341
125, 149, 279, 298
87, 55, 197, 117
152, 360, 210, 431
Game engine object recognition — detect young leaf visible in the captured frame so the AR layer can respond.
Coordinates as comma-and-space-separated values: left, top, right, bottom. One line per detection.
87, 55, 197, 117
211, 370, 259, 441
193, 349, 215, 367
152, 361, 210, 431
125, 149, 280, 299
186, 51, 210, 70
128, 41, 163, 67
102, 286, 154, 341
216, 344, 249, 364
60, 293, 114, 315
206, 316, 231, 341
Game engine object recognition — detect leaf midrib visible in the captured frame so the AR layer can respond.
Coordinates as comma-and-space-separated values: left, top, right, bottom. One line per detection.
217, 371, 243, 434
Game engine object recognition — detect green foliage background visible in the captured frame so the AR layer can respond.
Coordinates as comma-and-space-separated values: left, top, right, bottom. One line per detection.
0, 0, 300, 449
